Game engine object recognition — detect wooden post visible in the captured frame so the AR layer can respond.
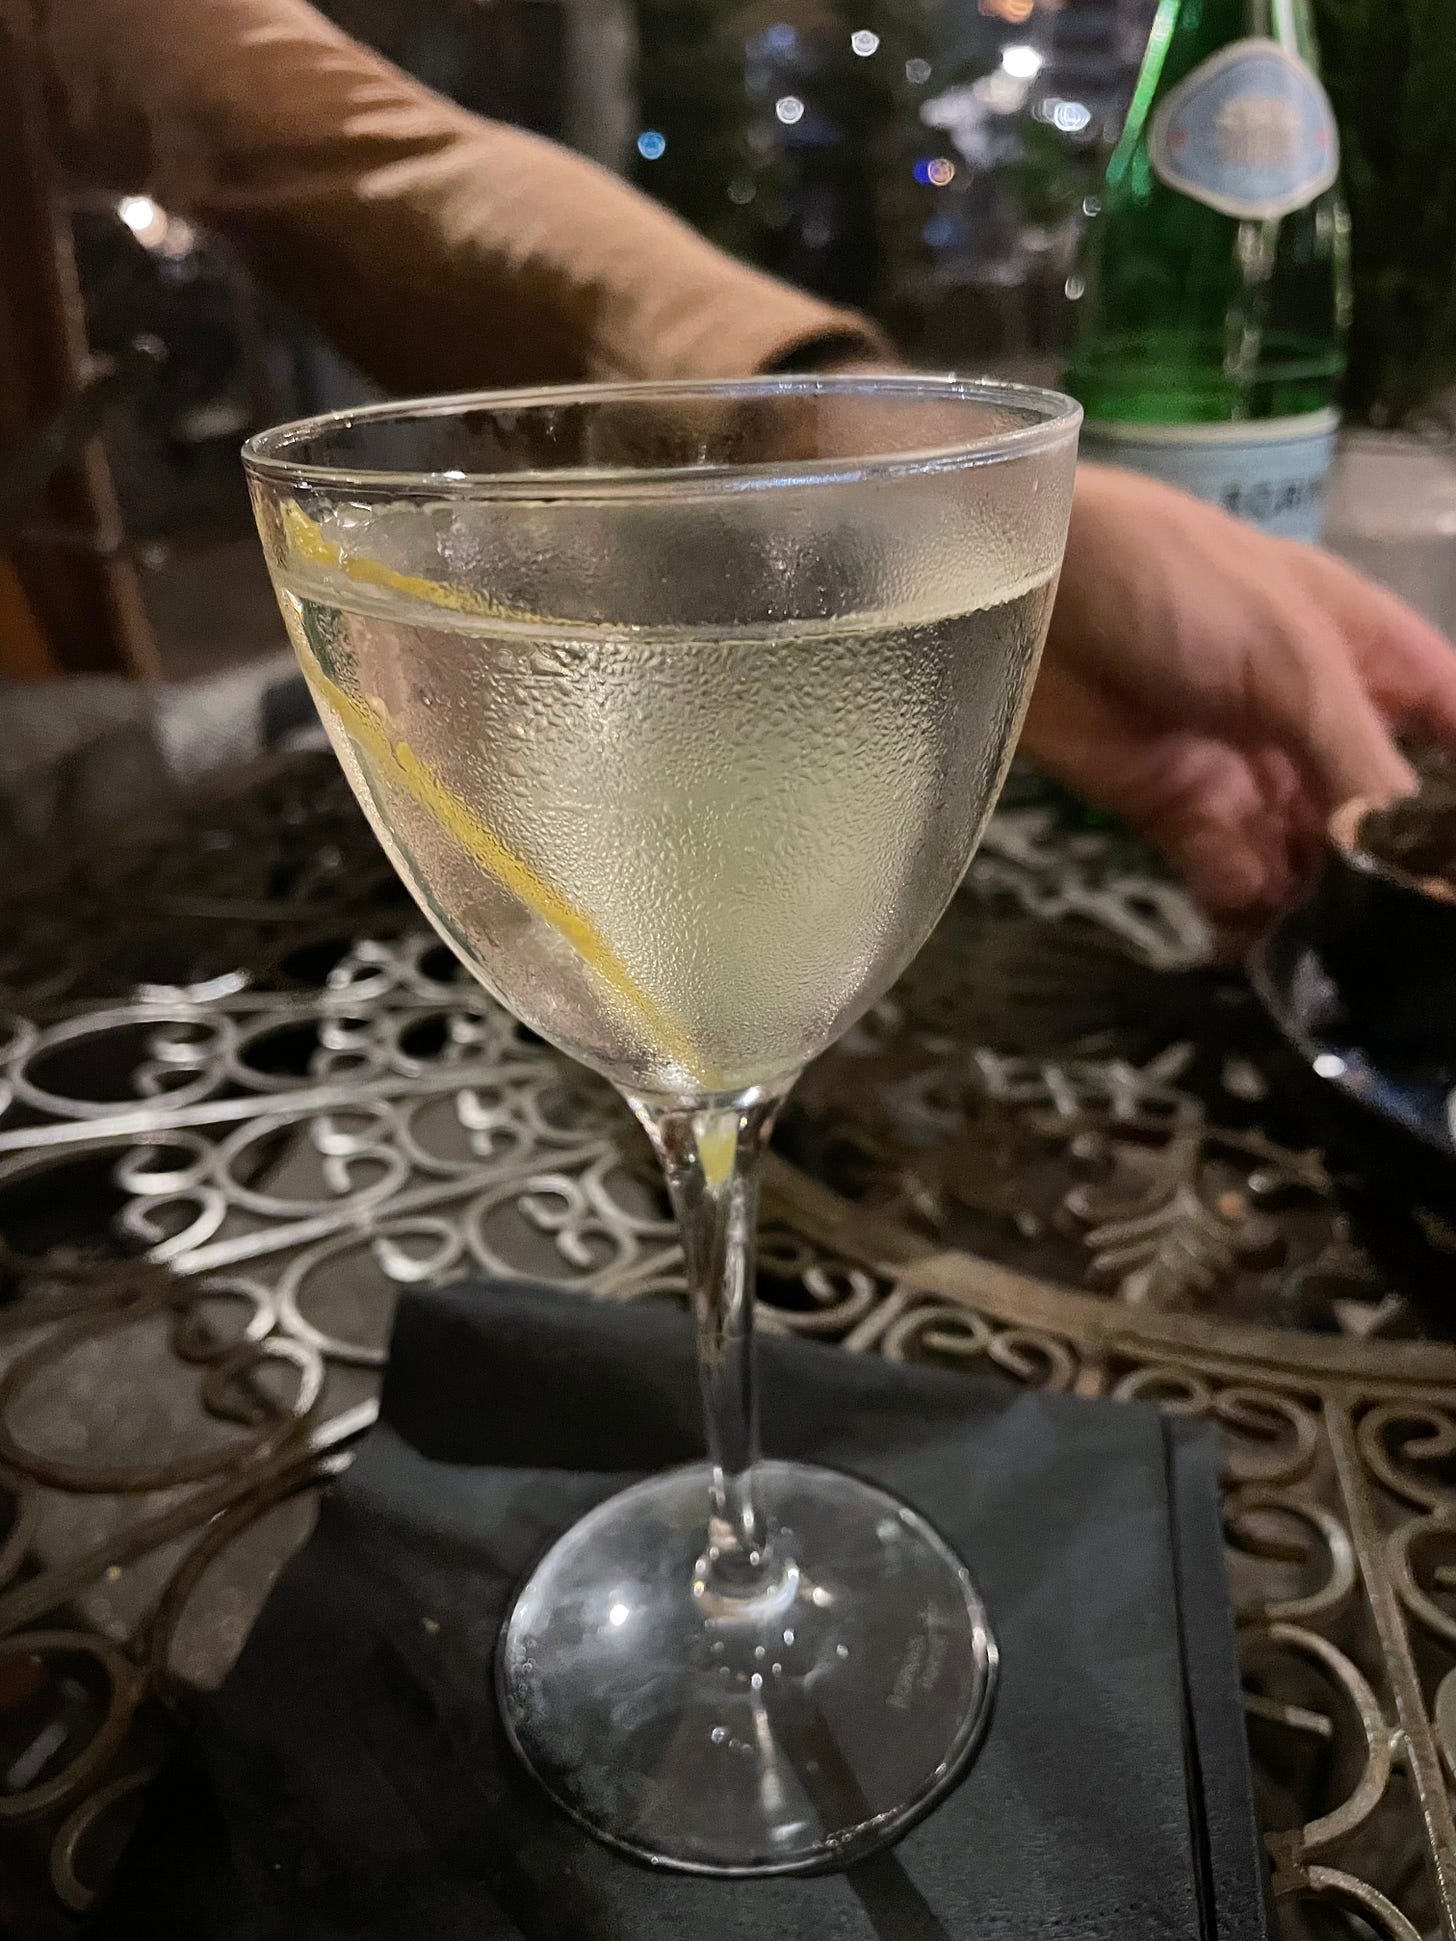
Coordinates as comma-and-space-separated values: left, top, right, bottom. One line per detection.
0, 11, 157, 679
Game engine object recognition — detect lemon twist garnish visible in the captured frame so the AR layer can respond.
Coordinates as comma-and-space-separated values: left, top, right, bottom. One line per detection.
693, 1111, 739, 1191
282, 500, 525, 622
283, 503, 714, 1088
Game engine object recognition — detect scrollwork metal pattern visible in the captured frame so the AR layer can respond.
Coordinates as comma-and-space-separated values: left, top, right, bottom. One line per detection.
1, 754, 1454, 1936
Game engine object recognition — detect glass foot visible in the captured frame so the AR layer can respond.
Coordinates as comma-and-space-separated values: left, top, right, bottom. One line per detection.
498, 1460, 996, 1875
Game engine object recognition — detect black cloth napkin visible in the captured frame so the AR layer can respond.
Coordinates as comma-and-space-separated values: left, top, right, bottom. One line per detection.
93, 1280, 1269, 1941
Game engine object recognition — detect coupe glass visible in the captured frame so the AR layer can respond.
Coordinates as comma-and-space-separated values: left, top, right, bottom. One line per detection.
243, 376, 1080, 1875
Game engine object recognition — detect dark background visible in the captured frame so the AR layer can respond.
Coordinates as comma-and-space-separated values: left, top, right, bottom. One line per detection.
74, 0, 1155, 676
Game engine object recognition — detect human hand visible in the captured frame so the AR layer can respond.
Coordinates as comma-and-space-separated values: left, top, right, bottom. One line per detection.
1025, 463, 1456, 934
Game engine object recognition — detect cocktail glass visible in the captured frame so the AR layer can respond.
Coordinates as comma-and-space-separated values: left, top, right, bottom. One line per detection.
244, 375, 1080, 1875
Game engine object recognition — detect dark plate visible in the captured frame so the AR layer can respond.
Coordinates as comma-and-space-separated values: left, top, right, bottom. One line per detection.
1251, 903, 1456, 1315
1250, 903, 1456, 1162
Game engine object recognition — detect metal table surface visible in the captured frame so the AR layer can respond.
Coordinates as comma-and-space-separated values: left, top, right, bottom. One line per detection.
1, 752, 1454, 1939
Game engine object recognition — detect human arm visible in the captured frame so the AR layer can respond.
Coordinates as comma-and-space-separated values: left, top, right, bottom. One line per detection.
32, 0, 889, 393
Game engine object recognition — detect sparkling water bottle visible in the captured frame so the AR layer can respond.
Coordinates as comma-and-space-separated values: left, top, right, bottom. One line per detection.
1067, 0, 1350, 541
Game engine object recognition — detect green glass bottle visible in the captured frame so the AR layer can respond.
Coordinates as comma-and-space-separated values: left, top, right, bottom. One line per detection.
1066, 0, 1351, 541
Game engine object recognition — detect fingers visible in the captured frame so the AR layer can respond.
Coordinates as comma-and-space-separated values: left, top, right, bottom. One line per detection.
1144, 742, 1289, 913
1180, 543, 1419, 812
1290, 547, 1456, 745
1267, 629, 1416, 811
1251, 747, 1324, 882
1022, 663, 1301, 920
1057, 469, 1436, 813
1026, 495, 1456, 923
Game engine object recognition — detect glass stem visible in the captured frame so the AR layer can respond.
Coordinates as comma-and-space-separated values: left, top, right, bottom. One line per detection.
631, 1084, 786, 1597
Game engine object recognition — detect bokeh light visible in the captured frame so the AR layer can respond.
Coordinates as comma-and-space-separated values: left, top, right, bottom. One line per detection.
118, 195, 167, 248
1000, 44, 1044, 79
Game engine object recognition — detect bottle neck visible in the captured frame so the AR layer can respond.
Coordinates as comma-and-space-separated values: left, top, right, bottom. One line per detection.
1160, 0, 1320, 59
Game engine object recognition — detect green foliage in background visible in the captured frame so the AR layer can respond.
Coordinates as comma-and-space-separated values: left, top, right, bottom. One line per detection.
631, 0, 761, 256
629, 1, 981, 322
1314, 0, 1456, 425
853, 0, 989, 325
629, 0, 1456, 424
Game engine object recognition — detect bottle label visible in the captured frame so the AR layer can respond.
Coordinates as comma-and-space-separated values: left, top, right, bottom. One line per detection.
1081, 409, 1340, 541
1150, 38, 1340, 221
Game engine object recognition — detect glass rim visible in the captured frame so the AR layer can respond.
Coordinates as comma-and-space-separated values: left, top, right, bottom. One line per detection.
241, 373, 1081, 499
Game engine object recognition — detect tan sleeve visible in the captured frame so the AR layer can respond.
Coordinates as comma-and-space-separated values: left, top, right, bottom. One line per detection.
34, 0, 890, 393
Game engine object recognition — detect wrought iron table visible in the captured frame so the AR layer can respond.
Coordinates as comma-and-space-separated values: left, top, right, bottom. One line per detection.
2, 752, 1454, 1939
